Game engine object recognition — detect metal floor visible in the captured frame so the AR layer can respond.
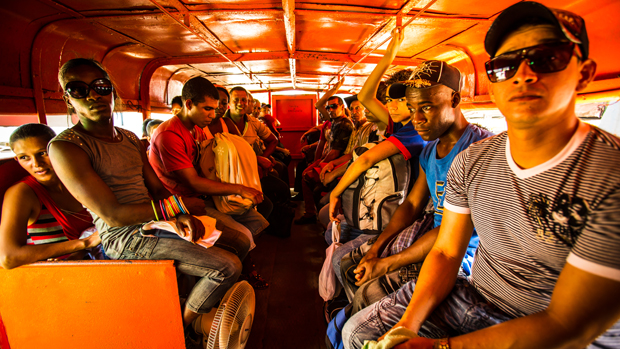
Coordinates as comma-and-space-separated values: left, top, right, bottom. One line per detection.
246, 200, 329, 349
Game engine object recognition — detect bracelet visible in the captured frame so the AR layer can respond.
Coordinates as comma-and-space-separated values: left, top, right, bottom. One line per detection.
156, 195, 190, 221
151, 200, 159, 221
433, 338, 450, 349
159, 199, 168, 221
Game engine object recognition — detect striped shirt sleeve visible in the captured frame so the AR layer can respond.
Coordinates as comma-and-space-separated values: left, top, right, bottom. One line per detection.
568, 187, 620, 281
443, 149, 471, 215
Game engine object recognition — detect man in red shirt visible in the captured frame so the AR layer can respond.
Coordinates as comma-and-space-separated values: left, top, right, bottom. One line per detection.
148, 77, 268, 248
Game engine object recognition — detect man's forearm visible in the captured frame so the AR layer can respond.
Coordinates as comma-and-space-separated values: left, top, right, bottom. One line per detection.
367, 200, 420, 257
399, 248, 462, 332
386, 227, 439, 272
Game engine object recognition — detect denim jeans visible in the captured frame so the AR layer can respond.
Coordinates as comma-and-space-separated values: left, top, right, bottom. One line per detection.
342, 277, 512, 349
204, 197, 269, 250
118, 226, 250, 314
333, 234, 375, 290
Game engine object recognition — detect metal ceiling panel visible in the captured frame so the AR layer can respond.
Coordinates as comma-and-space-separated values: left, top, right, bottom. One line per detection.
195, 12, 288, 53
296, 12, 387, 54
296, 0, 407, 10
96, 15, 216, 56
59, 0, 158, 11
425, 0, 518, 16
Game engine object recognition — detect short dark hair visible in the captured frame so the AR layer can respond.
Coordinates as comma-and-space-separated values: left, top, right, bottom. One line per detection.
141, 118, 152, 138
229, 86, 249, 98
9, 123, 56, 150
182, 77, 219, 105
327, 96, 343, 105
171, 96, 182, 107
385, 69, 413, 86
147, 119, 164, 137
216, 86, 230, 100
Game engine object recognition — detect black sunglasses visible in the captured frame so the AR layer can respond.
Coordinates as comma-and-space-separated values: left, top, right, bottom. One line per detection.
485, 42, 577, 83
325, 103, 339, 110
65, 78, 113, 99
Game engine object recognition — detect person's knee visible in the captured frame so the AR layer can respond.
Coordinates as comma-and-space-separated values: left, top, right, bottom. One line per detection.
342, 317, 365, 349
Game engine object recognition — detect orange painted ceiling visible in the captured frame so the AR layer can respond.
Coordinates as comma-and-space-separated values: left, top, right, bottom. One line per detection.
0, 0, 619, 118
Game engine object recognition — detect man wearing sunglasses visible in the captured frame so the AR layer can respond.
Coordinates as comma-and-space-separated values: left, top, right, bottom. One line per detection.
296, 83, 354, 225
341, 2, 620, 349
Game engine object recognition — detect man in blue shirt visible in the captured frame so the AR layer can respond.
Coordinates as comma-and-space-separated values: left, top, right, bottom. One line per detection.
339, 60, 494, 348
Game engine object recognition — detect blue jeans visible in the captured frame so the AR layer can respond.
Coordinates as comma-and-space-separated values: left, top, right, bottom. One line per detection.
118, 227, 250, 314
332, 233, 375, 288
342, 277, 512, 349
204, 197, 269, 250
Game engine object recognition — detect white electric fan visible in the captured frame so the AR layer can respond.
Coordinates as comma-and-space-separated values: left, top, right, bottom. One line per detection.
193, 280, 256, 349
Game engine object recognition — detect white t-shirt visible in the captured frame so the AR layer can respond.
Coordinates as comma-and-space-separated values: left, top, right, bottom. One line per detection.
444, 122, 620, 322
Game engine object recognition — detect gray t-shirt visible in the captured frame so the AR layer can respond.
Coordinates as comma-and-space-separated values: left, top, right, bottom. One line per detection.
51, 127, 151, 257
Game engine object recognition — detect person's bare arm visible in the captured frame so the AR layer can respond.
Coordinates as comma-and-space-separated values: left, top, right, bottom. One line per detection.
358, 27, 404, 125
386, 209, 473, 338
394, 246, 620, 349
261, 133, 278, 158
49, 141, 161, 227
353, 167, 431, 284
355, 227, 439, 287
316, 78, 344, 120
329, 140, 400, 221
0, 183, 100, 269
173, 167, 263, 204
140, 141, 171, 201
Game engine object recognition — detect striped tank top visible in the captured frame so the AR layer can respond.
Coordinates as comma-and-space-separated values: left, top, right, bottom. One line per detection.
26, 203, 69, 245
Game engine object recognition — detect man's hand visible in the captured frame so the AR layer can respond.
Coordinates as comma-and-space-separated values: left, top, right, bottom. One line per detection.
280, 148, 290, 157
387, 26, 405, 55
354, 256, 390, 286
393, 337, 434, 349
257, 156, 273, 170
83, 230, 102, 249
182, 196, 206, 215
176, 214, 206, 243
238, 185, 264, 205
320, 162, 335, 182
322, 170, 338, 186
329, 195, 343, 223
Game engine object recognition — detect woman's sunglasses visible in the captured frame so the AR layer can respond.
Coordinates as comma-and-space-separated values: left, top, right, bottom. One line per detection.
65, 78, 113, 99
485, 41, 577, 83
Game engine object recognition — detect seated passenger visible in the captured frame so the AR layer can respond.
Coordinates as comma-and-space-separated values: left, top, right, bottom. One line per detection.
328, 27, 427, 231
146, 119, 163, 142
339, 60, 493, 323
48, 58, 250, 343
170, 95, 183, 115
0, 124, 101, 269
296, 80, 354, 225
343, 3, 620, 348
149, 77, 266, 248
148, 77, 269, 289
225, 86, 291, 213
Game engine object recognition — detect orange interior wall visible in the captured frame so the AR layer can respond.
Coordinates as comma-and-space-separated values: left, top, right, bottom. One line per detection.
0, 260, 184, 349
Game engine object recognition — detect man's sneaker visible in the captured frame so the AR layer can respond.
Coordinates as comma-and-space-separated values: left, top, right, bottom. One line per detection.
291, 193, 304, 201
294, 214, 317, 225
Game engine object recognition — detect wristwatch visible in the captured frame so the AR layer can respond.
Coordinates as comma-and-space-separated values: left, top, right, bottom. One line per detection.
433, 338, 450, 349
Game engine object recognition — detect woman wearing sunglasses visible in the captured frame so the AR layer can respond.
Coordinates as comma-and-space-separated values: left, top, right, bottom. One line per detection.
48, 58, 251, 343
0, 123, 101, 269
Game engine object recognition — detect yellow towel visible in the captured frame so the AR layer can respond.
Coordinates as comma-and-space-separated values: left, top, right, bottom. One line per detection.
361, 327, 418, 349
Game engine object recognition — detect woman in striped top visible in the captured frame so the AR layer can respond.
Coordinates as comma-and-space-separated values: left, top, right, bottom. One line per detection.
0, 123, 101, 269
